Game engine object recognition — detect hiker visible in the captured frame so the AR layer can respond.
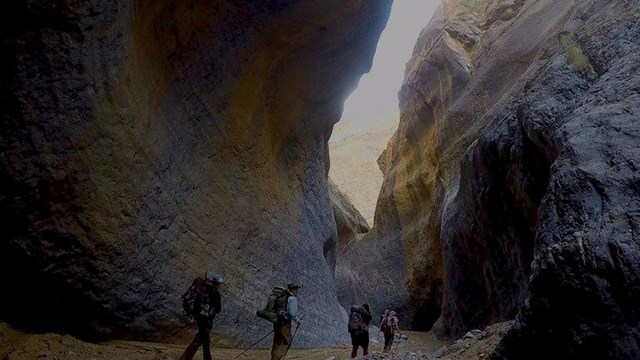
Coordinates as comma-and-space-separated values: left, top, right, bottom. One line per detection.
381, 310, 400, 353
380, 309, 390, 327
348, 303, 372, 358
180, 273, 224, 360
271, 283, 303, 360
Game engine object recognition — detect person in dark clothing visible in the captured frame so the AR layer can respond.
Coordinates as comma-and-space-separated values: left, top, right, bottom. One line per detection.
180, 273, 224, 360
348, 303, 372, 358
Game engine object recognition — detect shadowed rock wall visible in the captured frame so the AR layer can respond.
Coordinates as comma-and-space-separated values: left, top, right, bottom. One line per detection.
339, 0, 640, 358
0, 0, 392, 347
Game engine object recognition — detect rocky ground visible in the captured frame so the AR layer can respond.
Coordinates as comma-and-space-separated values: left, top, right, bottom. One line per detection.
0, 322, 512, 360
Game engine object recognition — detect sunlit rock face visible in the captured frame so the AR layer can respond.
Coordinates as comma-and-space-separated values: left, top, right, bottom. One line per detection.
0, 0, 392, 347
329, 180, 369, 253
340, 0, 640, 357
329, 119, 398, 225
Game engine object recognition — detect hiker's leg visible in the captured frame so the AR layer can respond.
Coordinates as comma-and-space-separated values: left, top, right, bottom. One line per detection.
201, 326, 212, 360
179, 335, 202, 360
362, 333, 369, 358
189, 317, 213, 360
276, 323, 292, 358
270, 330, 278, 360
383, 333, 392, 352
349, 333, 357, 358
270, 328, 278, 360
282, 323, 292, 344
382, 333, 387, 352
271, 324, 290, 360
272, 340, 289, 359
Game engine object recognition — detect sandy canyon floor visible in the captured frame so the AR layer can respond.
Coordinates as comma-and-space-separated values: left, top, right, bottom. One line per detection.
1, 321, 513, 360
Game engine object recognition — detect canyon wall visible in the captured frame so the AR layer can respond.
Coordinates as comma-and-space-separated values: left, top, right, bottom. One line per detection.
339, 0, 640, 358
330, 180, 369, 252
329, 118, 398, 225
0, 0, 392, 347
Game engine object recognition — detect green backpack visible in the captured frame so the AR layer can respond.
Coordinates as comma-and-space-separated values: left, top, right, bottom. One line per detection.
256, 286, 290, 323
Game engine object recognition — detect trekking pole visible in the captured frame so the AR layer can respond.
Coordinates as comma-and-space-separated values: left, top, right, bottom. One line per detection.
281, 322, 301, 360
233, 329, 274, 359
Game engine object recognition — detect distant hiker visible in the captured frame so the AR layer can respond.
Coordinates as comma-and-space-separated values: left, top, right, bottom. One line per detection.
380, 310, 400, 353
180, 273, 224, 360
270, 283, 302, 360
380, 309, 390, 327
348, 303, 372, 358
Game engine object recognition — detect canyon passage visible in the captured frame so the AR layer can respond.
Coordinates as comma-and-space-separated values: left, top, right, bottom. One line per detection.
1, 1, 640, 360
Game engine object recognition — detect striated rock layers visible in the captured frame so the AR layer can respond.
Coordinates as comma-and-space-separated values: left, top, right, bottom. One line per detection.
339, 0, 640, 358
0, 0, 392, 347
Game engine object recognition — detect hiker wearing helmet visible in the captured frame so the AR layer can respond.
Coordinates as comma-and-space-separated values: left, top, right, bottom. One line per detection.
180, 273, 224, 360
348, 303, 372, 358
380, 310, 400, 353
271, 283, 303, 360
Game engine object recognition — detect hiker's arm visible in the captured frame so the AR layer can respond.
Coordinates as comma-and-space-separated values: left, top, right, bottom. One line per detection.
287, 297, 301, 324
364, 311, 372, 323
213, 290, 221, 314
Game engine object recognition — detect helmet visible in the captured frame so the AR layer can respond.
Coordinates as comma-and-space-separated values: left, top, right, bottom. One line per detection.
210, 273, 224, 284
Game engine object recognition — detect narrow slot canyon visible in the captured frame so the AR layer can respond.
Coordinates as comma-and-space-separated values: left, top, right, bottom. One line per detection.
1, 1, 640, 359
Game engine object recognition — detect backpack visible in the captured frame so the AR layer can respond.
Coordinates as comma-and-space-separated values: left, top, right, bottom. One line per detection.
256, 286, 290, 324
381, 315, 397, 333
348, 306, 366, 333
181, 277, 205, 318
380, 316, 391, 333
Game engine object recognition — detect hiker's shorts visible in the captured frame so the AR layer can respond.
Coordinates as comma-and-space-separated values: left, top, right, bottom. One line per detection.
350, 330, 369, 347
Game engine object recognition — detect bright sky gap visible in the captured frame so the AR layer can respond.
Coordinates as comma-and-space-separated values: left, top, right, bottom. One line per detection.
329, 1, 440, 224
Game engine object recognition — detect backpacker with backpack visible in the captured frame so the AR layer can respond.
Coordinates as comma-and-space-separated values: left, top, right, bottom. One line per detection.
380, 315, 390, 333
381, 313, 397, 334
256, 286, 290, 323
348, 305, 366, 334
181, 276, 206, 318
